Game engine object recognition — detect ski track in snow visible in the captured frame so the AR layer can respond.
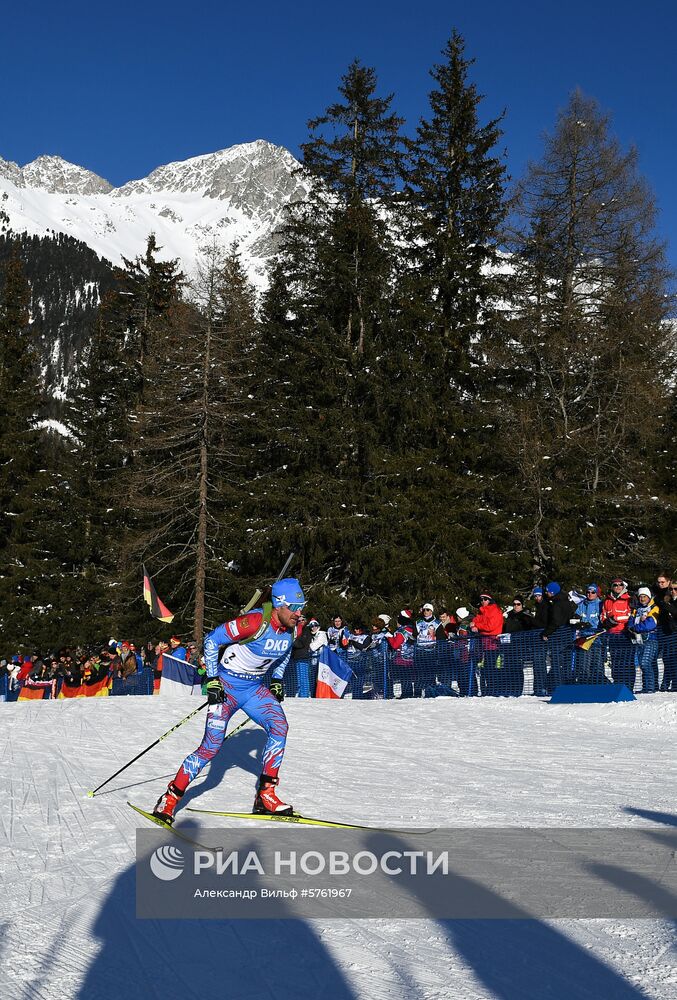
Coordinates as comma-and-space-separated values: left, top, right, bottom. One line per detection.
0, 696, 675, 1000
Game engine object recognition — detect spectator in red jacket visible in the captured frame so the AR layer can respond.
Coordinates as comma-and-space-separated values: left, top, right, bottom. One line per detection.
470, 594, 505, 637
601, 579, 633, 633
470, 594, 504, 696
602, 578, 635, 690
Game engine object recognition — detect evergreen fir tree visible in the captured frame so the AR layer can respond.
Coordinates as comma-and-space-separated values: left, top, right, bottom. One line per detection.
403, 30, 507, 404
0, 253, 78, 648
492, 90, 675, 582
120, 244, 257, 638
118, 233, 184, 379
240, 62, 414, 603
68, 236, 184, 638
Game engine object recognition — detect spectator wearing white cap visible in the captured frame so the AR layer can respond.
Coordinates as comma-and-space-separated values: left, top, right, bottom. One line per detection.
366, 617, 391, 650
627, 587, 660, 693
307, 619, 328, 654
448, 608, 474, 696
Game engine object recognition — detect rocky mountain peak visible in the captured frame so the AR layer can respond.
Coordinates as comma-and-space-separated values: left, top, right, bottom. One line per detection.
115, 139, 306, 208
20, 155, 113, 195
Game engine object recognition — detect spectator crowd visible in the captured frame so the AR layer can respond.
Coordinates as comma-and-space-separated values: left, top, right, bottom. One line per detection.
2, 571, 676, 701
0, 636, 203, 701
287, 571, 677, 698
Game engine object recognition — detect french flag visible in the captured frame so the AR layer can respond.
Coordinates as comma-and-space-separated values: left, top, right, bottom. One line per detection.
160, 653, 200, 698
315, 647, 353, 699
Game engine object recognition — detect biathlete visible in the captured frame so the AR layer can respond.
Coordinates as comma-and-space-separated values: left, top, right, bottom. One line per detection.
152, 578, 306, 825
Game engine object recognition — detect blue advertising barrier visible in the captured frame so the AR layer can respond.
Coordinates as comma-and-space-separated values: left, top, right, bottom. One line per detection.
550, 683, 636, 704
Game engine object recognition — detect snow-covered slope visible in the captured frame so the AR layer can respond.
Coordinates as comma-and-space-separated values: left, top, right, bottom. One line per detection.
1, 695, 675, 999
0, 141, 309, 288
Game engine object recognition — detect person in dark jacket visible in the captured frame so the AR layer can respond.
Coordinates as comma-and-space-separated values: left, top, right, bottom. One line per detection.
291, 614, 313, 698
530, 587, 548, 695
504, 598, 535, 633
502, 598, 535, 696
658, 582, 677, 691
653, 571, 672, 608
541, 582, 576, 690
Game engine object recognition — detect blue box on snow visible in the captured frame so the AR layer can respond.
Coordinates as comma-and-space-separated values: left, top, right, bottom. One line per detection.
550, 683, 636, 704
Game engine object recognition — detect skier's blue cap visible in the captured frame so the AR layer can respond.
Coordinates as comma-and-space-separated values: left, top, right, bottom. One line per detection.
271, 578, 306, 610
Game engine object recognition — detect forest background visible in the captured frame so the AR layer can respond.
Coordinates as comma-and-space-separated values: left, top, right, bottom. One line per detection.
0, 31, 674, 649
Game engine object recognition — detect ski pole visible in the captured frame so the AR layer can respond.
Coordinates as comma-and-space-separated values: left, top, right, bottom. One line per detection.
86, 700, 209, 797
88, 714, 253, 797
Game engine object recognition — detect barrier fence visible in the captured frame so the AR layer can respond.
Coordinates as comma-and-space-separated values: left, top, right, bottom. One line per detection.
281, 627, 677, 699
2, 628, 676, 703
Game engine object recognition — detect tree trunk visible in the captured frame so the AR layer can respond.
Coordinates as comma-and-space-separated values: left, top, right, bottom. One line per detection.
194, 295, 213, 643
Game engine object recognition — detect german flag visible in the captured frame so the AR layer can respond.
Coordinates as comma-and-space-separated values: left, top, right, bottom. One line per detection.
19, 685, 49, 700
58, 675, 111, 698
575, 630, 605, 651
143, 564, 174, 623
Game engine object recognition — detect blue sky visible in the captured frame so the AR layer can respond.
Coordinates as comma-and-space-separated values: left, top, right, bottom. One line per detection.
4, 1, 677, 263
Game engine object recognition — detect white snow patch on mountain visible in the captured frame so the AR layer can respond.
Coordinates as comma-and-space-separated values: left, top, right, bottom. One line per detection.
0, 141, 310, 290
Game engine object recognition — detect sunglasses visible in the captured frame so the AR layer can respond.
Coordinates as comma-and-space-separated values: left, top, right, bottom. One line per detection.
286, 603, 306, 612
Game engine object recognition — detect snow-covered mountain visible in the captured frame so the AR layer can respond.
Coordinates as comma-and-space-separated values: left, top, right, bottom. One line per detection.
0, 140, 309, 288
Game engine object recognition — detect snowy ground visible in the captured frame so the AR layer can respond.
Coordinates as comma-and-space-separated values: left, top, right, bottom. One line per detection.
1, 695, 675, 1000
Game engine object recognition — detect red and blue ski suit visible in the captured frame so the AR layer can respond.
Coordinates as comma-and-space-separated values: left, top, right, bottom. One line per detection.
172, 610, 293, 794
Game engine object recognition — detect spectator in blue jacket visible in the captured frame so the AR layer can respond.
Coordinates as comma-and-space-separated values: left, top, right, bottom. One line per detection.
168, 635, 188, 665
574, 584, 605, 683
627, 587, 659, 693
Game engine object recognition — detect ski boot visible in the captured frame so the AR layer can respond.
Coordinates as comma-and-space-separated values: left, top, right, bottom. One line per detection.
253, 775, 293, 816
152, 782, 184, 826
